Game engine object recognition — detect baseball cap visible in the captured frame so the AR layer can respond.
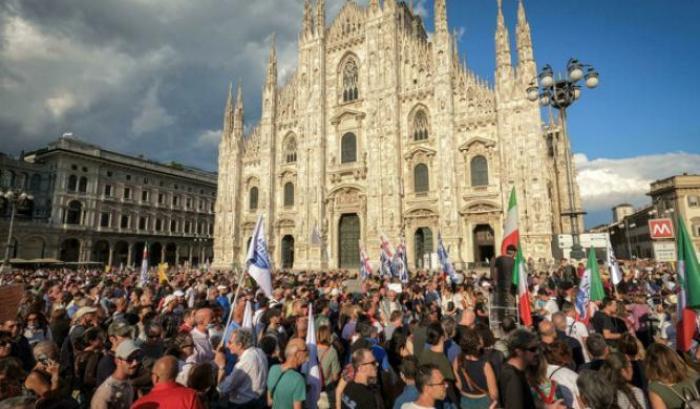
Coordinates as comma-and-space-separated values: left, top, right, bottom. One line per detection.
108, 321, 134, 338
115, 340, 142, 360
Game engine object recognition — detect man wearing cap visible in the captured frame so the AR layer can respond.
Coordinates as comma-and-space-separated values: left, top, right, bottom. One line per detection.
91, 340, 142, 409
59, 305, 98, 388
96, 320, 134, 386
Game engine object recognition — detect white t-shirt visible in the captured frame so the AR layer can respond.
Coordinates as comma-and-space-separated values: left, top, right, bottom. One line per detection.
565, 316, 590, 362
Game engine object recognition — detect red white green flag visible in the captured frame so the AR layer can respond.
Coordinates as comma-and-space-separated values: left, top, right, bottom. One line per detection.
501, 187, 519, 255
676, 217, 700, 352
512, 242, 532, 327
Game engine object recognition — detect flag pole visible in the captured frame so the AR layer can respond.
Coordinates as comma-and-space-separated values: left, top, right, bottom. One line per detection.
218, 266, 247, 349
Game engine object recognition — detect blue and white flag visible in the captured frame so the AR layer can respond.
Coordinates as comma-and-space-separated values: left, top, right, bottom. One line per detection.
379, 234, 394, 277
359, 241, 373, 281
393, 240, 409, 283
437, 233, 457, 283
139, 242, 149, 286
607, 243, 622, 286
246, 215, 273, 298
241, 300, 253, 330
303, 305, 322, 409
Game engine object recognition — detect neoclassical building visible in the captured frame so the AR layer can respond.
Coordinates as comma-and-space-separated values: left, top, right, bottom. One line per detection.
213, 0, 583, 271
1, 137, 216, 267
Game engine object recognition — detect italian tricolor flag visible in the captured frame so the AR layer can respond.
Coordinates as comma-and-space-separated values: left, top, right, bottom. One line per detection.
512, 242, 532, 327
502, 187, 519, 255
676, 216, 700, 352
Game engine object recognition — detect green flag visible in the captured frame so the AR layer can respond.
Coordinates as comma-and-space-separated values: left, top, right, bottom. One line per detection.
587, 247, 605, 302
678, 217, 700, 308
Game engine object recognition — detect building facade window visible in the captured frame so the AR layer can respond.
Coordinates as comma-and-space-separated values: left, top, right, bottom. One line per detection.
414, 164, 429, 193
173, 195, 180, 206
158, 193, 164, 204
155, 218, 162, 232
341, 133, 357, 164
249, 187, 259, 211
30, 174, 41, 191
78, 177, 88, 193
413, 109, 429, 141
170, 220, 177, 232
688, 195, 700, 208
67, 175, 77, 191
342, 57, 359, 102
65, 201, 82, 224
120, 215, 129, 229
138, 216, 147, 230
142, 190, 149, 202
184, 221, 191, 234
104, 184, 112, 197
123, 187, 131, 200
285, 137, 297, 163
284, 182, 294, 207
100, 212, 110, 227
470, 156, 489, 187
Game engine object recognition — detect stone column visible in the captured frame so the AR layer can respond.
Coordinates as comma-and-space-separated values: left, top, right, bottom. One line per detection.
188, 245, 193, 264
127, 244, 133, 267
175, 246, 180, 267
160, 246, 165, 264
108, 244, 114, 266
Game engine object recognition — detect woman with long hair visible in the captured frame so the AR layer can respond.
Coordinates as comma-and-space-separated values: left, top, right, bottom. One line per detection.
543, 340, 580, 409
526, 351, 571, 409
317, 325, 341, 409
453, 327, 498, 409
600, 352, 647, 409
645, 343, 700, 409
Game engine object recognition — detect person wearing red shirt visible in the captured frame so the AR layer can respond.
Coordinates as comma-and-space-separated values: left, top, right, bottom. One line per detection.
131, 355, 204, 409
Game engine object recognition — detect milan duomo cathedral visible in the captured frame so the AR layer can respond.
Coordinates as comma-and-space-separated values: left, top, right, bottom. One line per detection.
213, 0, 583, 271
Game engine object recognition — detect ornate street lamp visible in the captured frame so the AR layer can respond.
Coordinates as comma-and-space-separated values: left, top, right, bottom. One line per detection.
527, 58, 599, 260
1, 188, 34, 273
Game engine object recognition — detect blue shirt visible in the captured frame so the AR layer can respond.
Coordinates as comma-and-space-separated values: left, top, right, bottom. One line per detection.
393, 384, 419, 409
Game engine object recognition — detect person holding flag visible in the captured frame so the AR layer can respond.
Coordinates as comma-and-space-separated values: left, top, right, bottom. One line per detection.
493, 188, 519, 322
676, 216, 700, 353
392, 238, 409, 283
303, 305, 322, 409
437, 233, 458, 283
246, 215, 273, 299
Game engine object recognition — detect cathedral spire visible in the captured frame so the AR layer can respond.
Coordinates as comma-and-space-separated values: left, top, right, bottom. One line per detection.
316, 0, 325, 35
266, 34, 277, 88
495, 0, 512, 76
234, 81, 244, 132
435, 0, 448, 33
223, 82, 234, 136
370, 0, 379, 12
516, 0, 535, 71
302, 0, 314, 38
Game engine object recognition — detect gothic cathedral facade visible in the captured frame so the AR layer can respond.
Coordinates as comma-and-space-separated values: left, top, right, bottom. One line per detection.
213, 0, 583, 271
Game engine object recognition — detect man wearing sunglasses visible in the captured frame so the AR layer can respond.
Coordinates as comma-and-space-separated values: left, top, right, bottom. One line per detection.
341, 348, 384, 409
401, 364, 447, 409
91, 339, 142, 409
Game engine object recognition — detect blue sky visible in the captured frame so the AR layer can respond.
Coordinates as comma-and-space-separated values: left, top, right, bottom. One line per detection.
0, 0, 698, 227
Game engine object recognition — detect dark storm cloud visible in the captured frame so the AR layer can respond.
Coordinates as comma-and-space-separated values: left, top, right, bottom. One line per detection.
0, 0, 351, 171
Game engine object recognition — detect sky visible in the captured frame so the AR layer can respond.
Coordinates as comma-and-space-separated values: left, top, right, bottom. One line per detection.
1, 0, 698, 227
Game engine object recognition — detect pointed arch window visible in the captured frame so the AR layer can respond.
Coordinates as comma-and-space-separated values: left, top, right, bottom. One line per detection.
285, 138, 297, 163
249, 187, 259, 211
284, 182, 294, 207
413, 110, 429, 141
342, 58, 359, 102
341, 133, 357, 164
414, 164, 429, 194
471, 156, 489, 187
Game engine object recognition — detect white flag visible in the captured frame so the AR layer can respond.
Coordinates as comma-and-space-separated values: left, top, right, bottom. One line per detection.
607, 243, 622, 285
245, 215, 273, 298
241, 301, 253, 330
139, 242, 149, 286
303, 305, 322, 409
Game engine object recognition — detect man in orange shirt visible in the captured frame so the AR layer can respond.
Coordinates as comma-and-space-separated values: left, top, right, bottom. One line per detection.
131, 355, 204, 409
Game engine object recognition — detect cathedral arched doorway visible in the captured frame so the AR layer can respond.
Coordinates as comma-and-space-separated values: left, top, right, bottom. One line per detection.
60, 238, 80, 262
338, 214, 360, 269
414, 227, 433, 269
281, 235, 294, 270
473, 224, 495, 263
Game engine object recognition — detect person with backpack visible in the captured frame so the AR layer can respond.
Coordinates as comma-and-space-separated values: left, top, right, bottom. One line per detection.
645, 343, 700, 409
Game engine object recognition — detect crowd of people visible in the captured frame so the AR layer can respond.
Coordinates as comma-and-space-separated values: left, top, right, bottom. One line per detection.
0, 255, 697, 409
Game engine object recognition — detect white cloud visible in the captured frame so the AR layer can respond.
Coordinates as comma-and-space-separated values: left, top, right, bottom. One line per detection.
414, 0, 430, 18
196, 129, 222, 148
575, 152, 700, 212
132, 82, 176, 135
